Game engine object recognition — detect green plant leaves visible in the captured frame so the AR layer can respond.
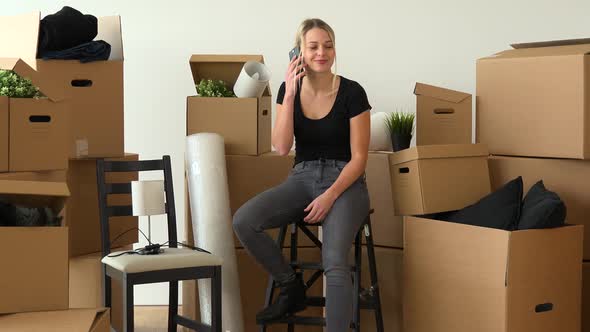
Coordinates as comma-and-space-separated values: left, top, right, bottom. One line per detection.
385, 111, 415, 136
195, 79, 236, 97
0, 70, 42, 98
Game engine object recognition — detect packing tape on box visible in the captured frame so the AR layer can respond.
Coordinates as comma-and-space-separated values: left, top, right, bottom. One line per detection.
370, 112, 393, 151
185, 133, 244, 332
233, 61, 271, 98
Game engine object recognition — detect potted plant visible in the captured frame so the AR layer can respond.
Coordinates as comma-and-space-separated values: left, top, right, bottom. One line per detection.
195, 79, 236, 97
0, 70, 42, 98
385, 110, 415, 152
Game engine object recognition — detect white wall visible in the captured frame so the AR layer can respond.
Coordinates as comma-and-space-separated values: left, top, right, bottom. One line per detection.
3, 0, 588, 304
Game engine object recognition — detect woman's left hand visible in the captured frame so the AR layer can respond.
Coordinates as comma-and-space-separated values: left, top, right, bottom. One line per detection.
303, 191, 337, 224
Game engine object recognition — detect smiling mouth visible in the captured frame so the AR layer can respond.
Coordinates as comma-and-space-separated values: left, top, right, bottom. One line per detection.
315, 60, 328, 64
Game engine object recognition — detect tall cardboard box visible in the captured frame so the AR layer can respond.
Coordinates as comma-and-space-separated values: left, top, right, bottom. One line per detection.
389, 144, 491, 215
366, 152, 403, 248
185, 152, 319, 248
187, 55, 271, 155
0, 59, 69, 172
182, 248, 323, 332
414, 82, 472, 145
66, 154, 139, 257
404, 216, 583, 332
0, 11, 124, 158
489, 155, 590, 259
0, 308, 110, 332
0, 180, 70, 314
477, 38, 590, 159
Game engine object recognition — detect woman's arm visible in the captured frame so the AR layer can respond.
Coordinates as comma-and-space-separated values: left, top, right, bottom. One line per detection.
271, 102, 295, 155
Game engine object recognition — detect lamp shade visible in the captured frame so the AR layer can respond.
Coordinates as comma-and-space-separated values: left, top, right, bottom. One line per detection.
131, 180, 166, 216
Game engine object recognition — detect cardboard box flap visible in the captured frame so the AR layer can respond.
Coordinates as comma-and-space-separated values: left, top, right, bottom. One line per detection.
414, 82, 470, 103
0, 57, 64, 101
96, 15, 124, 60
0, 180, 70, 212
390, 144, 489, 165
0, 11, 40, 71
189, 54, 270, 96
0, 308, 109, 331
511, 37, 590, 49
482, 42, 590, 60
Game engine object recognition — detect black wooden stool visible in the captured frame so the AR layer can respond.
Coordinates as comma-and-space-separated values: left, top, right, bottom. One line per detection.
259, 209, 384, 332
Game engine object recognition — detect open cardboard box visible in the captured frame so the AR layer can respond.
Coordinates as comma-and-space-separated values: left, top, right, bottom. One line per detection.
403, 216, 583, 332
0, 11, 124, 158
414, 82, 472, 145
0, 58, 69, 172
477, 38, 590, 159
389, 144, 491, 216
187, 55, 272, 156
0, 307, 110, 332
0, 180, 70, 314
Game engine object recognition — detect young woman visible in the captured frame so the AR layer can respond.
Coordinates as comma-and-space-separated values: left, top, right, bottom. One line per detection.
233, 18, 371, 331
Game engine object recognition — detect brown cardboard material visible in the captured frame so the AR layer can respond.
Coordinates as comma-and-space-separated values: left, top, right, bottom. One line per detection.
69, 246, 130, 332
414, 82, 472, 145
366, 152, 403, 248
583, 262, 590, 332
186, 54, 271, 156
389, 144, 491, 215
182, 248, 323, 332
185, 152, 319, 248
404, 216, 583, 332
0, 59, 70, 172
0, 12, 125, 158
0, 308, 110, 332
476, 38, 590, 159
489, 155, 590, 259
66, 153, 139, 257
0, 97, 7, 172
0, 180, 70, 314
0, 169, 66, 182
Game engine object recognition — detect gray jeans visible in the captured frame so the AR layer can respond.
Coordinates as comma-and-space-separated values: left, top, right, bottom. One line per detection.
233, 158, 370, 332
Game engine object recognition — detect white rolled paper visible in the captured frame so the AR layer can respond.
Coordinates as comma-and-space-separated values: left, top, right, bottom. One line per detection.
185, 133, 244, 332
233, 61, 271, 98
370, 112, 393, 151
131, 180, 166, 216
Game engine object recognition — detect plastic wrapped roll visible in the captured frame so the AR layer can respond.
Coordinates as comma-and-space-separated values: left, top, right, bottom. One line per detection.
370, 112, 393, 151
233, 61, 271, 98
185, 133, 244, 332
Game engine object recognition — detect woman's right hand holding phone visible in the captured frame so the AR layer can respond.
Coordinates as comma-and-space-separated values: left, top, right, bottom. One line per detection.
284, 55, 306, 101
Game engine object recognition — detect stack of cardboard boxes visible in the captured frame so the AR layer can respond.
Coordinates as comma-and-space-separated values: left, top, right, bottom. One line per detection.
181, 55, 323, 331
477, 39, 590, 332
0, 11, 137, 331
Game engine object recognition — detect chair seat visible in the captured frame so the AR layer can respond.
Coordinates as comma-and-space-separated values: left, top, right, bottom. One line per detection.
102, 247, 223, 273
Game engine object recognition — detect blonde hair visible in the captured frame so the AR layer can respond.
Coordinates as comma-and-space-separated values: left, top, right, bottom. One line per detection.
294, 18, 338, 94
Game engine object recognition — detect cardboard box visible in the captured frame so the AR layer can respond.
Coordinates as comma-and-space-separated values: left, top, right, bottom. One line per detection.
185, 152, 319, 248
0, 59, 69, 172
476, 38, 590, 159
583, 262, 590, 332
404, 216, 583, 332
0, 180, 70, 314
366, 152, 403, 248
389, 144, 491, 215
69, 246, 130, 332
0, 169, 66, 182
489, 155, 590, 259
182, 247, 323, 332
414, 82, 472, 145
187, 55, 271, 156
0, 308, 110, 332
66, 154, 139, 257
0, 11, 124, 158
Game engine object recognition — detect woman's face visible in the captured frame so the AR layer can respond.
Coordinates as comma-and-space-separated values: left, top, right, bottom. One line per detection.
302, 28, 335, 74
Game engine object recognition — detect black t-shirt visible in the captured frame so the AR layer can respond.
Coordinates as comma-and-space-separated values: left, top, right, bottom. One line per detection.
276, 76, 371, 164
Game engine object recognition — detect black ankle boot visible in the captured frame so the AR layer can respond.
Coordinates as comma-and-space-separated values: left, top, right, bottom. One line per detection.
256, 273, 307, 323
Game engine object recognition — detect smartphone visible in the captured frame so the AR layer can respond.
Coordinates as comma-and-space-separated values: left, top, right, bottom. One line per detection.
289, 46, 304, 75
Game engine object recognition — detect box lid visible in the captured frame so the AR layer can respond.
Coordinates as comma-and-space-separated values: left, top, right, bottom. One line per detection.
189, 54, 271, 96
0, 180, 70, 213
414, 82, 471, 103
390, 144, 489, 165
0, 11, 124, 64
0, 308, 109, 332
0, 57, 64, 101
480, 38, 590, 60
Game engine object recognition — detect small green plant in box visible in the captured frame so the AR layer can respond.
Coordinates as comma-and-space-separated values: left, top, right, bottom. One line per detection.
196, 79, 236, 97
385, 110, 415, 152
0, 70, 42, 98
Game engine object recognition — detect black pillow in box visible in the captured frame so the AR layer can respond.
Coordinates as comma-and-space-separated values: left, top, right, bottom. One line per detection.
441, 176, 524, 231
518, 180, 566, 230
